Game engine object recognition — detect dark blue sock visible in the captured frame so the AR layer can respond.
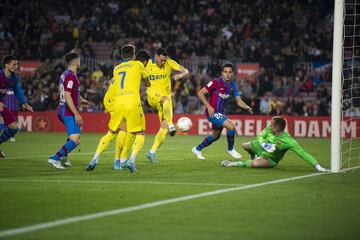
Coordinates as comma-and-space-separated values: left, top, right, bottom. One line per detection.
227, 130, 236, 151
50, 140, 77, 160
197, 135, 215, 151
0, 127, 18, 144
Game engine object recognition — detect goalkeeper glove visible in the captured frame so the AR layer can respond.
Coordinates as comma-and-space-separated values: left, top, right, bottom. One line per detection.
314, 163, 330, 172
261, 142, 276, 153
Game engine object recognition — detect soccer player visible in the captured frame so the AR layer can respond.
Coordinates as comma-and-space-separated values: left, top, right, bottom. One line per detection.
86, 49, 151, 171
192, 62, 252, 160
0, 55, 33, 158
146, 47, 189, 163
104, 44, 149, 172
48, 52, 89, 169
221, 116, 330, 171
3, 91, 19, 142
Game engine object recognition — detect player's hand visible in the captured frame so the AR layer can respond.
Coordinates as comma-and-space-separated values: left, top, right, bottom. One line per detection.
314, 164, 330, 172
22, 103, 34, 112
261, 142, 276, 153
207, 106, 215, 117
172, 74, 183, 81
75, 114, 83, 127
0, 102, 3, 111
246, 106, 253, 114
80, 98, 90, 109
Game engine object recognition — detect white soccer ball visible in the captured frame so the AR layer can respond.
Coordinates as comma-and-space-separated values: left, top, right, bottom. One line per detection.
176, 117, 193, 132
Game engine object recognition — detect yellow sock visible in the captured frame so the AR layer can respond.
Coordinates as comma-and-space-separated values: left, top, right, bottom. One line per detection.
150, 128, 168, 152
120, 133, 135, 160
95, 131, 116, 155
130, 134, 145, 162
115, 131, 127, 159
162, 99, 174, 127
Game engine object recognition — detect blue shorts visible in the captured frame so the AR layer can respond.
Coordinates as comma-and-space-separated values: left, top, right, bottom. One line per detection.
57, 106, 81, 136
207, 112, 228, 129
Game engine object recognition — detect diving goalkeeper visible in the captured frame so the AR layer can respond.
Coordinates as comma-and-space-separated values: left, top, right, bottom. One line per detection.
221, 116, 329, 172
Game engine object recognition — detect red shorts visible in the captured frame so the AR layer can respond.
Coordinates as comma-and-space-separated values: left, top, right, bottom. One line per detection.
0, 106, 17, 126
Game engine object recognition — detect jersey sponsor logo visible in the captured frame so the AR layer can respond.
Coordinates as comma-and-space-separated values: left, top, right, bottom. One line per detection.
149, 74, 167, 80
207, 81, 213, 87
218, 93, 230, 99
67, 81, 73, 89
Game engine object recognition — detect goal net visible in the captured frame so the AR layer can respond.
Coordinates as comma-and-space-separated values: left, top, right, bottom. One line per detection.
334, 0, 360, 171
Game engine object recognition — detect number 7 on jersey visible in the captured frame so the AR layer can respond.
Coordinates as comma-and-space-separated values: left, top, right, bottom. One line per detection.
118, 71, 126, 89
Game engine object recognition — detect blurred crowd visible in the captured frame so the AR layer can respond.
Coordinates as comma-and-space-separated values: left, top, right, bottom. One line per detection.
1, 0, 354, 116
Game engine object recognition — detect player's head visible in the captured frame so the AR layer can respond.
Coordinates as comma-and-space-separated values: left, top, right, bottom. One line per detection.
121, 44, 135, 60
3, 55, 18, 74
155, 47, 168, 67
135, 49, 150, 66
221, 62, 234, 81
271, 116, 286, 133
65, 52, 80, 69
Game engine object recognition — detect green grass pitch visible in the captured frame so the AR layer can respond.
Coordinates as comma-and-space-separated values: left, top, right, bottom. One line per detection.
0, 132, 359, 240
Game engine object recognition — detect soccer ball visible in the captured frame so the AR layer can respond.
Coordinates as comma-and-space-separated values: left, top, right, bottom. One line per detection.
176, 117, 193, 132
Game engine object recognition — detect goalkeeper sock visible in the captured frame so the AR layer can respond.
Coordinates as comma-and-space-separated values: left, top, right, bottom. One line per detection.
162, 99, 174, 127
93, 131, 116, 162
0, 127, 18, 144
226, 129, 236, 151
51, 140, 77, 160
115, 131, 127, 160
130, 134, 145, 163
196, 135, 215, 151
150, 128, 168, 153
120, 133, 135, 160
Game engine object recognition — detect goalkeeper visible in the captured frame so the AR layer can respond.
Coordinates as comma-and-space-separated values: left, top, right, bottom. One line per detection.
221, 116, 329, 172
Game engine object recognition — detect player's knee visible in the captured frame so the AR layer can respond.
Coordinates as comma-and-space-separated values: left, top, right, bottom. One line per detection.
212, 134, 220, 141
8, 122, 19, 129
242, 142, 249, 149
69, 135, 81, 145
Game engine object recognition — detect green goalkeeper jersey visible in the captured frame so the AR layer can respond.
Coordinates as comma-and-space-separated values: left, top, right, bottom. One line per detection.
250, 126, 318, 166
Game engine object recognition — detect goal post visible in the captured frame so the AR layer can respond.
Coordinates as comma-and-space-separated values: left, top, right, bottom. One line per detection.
331, 0, 344, 172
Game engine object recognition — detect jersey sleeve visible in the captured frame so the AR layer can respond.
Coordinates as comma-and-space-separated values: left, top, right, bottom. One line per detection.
63, 74, 77, 93
256, 126, 270, 144
12, 75, 27, 104
205, 80, 216, 93
167, 58, 181, 71
138, 62, 148, 79
232, 81, 240, 97
288, 139, 318, 166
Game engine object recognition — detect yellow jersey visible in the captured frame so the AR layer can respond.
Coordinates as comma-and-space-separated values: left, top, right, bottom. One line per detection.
106, 60, 147, 104
146, 57, 181, 96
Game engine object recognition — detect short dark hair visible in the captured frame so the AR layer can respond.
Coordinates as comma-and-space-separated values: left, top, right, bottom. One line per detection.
156, 47, 168, 56
65, 52, 79, 65
273, 116, 286, 131
135, 49, 150, 63
221, 62, 234, 71
121, 44, 135, 59
3, 55, 17, 67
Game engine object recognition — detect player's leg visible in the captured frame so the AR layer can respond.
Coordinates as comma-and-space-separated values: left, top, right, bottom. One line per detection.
222, 119, 241, 159
48, 115, 80, 169
119, 133, 134, 163
0, 107, 20, 157
192, 128, 222, 160
9, 110, 18, 142
222, 157, 276, 168
160, 96, 176, 136
114, 122, 127, 170
242, 142, 257, 160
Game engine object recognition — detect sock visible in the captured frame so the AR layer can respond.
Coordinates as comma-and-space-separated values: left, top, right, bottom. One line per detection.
120, 133, 135, 160
150, 128, 168, 152
130, 134, 145, 163
93, 131, 116, 162
115, 131, 127, 160
196, 135, 215, 151
227, 130, 236, 151
0, 127, 18, 144
162, 99, 174, 127
50, 140, 77, 160
232, 160, 253, 168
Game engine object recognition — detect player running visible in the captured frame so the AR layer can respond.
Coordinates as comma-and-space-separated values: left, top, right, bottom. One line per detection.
48, 52, 89, 169
86, 49, 151, 171
0, 55, 33, 157
145, 47, 189, 163
221, 116, 330, 171
192, 62, 252, 160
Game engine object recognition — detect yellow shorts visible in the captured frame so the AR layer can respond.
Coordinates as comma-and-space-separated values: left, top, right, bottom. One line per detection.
108, 102, 146, 133
147, 91, 172, 122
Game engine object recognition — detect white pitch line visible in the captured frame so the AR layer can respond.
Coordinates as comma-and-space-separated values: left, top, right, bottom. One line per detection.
0, 178, 243, 187
0, 170, 334, 238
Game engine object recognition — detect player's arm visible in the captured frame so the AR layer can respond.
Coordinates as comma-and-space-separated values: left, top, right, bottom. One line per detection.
197, 87, 214, 117
235, 96, 252, 114
80, 96, 89, 109
12, 75, 33, 112
289, 140, 329, 171
142, 77, 151, 87
172, 65, 189, 81
64, 91, 83, 127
